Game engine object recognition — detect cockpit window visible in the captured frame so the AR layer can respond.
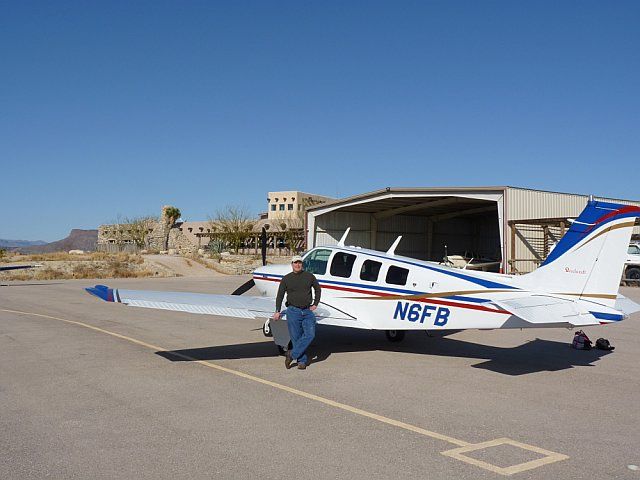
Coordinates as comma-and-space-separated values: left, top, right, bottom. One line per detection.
303, 249, 331, 275
360, 260, 382, 282
386, 265, 409, 286
330, 252, 357, 278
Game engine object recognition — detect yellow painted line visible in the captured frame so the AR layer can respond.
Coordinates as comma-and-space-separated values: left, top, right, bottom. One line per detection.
1, 307, 569, 475
442, 437, 570, 475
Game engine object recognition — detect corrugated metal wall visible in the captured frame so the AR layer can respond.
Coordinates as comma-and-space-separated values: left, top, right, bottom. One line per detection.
314, 211, 371, 248
377, 215, 428, 259
506, 188, 640, 273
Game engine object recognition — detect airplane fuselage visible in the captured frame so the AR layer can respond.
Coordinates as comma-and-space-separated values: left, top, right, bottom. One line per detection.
252, 245, 577, 331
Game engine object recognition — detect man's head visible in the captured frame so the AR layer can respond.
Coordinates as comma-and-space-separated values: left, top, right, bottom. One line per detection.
291, 255, 303, 273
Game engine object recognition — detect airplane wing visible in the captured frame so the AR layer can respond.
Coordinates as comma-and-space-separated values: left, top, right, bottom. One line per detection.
491, 295, 605, 326
85, 285, 361, 326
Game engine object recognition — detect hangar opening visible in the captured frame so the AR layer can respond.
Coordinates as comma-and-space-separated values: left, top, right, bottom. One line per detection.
306, 188, 505, 272
306, 187, 640, 274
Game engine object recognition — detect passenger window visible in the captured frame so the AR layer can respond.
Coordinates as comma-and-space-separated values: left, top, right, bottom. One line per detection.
386, 265, 409, 285
303, 249, 331, 275
330, 252, 357, 278
360, 260, 382, 282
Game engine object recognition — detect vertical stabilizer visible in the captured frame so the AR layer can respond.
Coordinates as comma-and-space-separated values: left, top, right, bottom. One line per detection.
523, 200, 640, 307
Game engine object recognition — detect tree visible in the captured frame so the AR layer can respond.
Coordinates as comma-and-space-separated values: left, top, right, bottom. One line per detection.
109, 215, 158, 248
161, 206, 181, 251
124, 216, 157, 248
209, 205, 255, 254
163, 206, 181, 226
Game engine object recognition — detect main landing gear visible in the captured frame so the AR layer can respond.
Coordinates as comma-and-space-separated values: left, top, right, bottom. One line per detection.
385, 330, 405, 342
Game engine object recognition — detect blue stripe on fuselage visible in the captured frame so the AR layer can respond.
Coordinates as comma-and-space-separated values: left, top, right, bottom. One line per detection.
254, 272, 493, 303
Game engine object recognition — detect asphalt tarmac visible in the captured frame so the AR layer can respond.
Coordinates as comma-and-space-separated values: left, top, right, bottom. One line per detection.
1, 276, 639, 479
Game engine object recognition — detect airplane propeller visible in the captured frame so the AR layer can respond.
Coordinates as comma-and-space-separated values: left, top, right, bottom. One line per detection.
231, 278, 255, 296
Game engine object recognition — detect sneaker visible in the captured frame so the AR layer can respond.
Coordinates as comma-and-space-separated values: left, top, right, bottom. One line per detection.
284, 351, 293, 369
297, 362, 306, 370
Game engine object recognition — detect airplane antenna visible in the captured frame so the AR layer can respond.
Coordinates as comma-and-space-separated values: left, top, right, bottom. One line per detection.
386, 235, 402, 255
337, 227, 351, 247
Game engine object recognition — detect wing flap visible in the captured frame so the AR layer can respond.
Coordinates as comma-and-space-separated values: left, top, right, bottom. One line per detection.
615, 294, 640, 316
493, 295, 597, 326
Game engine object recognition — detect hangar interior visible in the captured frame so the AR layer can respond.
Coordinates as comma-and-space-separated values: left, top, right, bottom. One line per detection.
308, 191, 503, 266
307, 187, 640, 274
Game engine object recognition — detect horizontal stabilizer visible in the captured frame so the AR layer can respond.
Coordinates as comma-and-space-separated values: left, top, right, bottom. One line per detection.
493, 295, 597, 326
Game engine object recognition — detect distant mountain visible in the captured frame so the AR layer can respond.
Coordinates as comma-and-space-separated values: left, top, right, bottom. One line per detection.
16, 229, 98, 253
0, 239, 48, 248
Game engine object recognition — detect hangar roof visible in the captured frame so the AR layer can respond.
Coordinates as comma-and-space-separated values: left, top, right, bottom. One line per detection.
307, 187, 505, 217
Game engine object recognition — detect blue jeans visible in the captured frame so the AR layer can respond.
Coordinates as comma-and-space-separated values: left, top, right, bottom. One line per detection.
286, 306, 316, 365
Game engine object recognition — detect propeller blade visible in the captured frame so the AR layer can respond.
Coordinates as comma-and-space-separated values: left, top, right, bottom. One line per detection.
231, 278, 255, 296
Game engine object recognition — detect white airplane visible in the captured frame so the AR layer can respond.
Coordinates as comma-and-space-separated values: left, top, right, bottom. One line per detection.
86, 199, 640, 354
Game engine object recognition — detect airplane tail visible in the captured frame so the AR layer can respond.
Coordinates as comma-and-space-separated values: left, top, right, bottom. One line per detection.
523, 200, 640, 308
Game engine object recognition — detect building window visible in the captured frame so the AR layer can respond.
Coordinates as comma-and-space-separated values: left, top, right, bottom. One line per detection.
279, 204, 285, 211
288, 204, 293, 210
271, 205, 276, 211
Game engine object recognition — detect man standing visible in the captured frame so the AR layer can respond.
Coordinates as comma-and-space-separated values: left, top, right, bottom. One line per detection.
273, 255, 321, 370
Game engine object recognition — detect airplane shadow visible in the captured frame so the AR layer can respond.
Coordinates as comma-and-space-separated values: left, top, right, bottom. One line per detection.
155, 327, 613, 376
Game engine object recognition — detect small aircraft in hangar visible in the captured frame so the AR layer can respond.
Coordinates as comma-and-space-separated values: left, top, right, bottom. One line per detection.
87, 200, 640, 354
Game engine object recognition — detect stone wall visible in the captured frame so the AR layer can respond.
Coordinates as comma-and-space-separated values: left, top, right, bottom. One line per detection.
168, 229, 198, 255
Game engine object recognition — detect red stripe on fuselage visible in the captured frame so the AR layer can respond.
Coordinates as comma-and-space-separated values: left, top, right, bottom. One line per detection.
253, 276, 511, 315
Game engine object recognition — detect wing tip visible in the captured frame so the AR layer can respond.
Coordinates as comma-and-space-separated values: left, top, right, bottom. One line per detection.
85, 284, 115, 302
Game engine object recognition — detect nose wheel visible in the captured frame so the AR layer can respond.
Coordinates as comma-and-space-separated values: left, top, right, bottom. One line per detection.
262, 319, 273, 337
385, 330, 405, 342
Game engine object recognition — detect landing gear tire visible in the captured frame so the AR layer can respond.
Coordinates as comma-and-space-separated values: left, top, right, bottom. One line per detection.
262, 319, 273, 337
276, 341, 293, 356
385, 330, 405, 342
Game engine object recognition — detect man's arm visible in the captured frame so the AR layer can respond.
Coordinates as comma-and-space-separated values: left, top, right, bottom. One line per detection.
311, 275, 321, 307
275, 277, 286, 312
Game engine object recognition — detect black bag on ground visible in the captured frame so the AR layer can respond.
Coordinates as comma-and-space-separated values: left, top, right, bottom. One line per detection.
595, 338, 615, 351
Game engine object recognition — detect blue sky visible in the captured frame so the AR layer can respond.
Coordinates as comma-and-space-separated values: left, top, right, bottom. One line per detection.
2, 1, 638, 241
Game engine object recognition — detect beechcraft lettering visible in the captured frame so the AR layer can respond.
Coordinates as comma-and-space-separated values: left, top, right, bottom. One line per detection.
87, 199, 640, 353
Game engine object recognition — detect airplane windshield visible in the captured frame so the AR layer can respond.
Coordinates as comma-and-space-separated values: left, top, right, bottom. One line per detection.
303, 249, 331, 275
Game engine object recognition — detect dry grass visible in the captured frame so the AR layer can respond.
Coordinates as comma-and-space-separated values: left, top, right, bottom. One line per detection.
0, 252, 154, 280
1, 252, 145, 264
